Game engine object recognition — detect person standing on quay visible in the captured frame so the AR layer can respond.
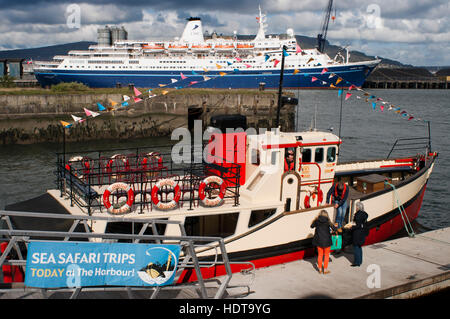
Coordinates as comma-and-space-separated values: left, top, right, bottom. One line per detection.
311, 210, 338, 274
345, 202, 369, 267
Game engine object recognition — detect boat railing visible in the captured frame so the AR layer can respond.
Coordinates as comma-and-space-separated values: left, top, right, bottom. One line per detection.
386, 137, 431, 159
0, 210, 252, 299
55, 144, 241, 215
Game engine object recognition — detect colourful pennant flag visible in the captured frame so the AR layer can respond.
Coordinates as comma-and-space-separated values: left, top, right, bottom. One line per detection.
123, 95, 130, 101
408, 116, 414, 121
203, 68, 209, 73
109, 99, 118, 107
162, 90, 169, 95
203, 75, 211, 81
71, 115, 85, 123
372, 102, 377, 110
133, 87, 142, 97
274, 59, 280, 67
311, 76, 318, 82
348, 84, 356, 91
264, 54, 270, 62
329, 73, 336, 79
159, 84, 167, 87
84, 108, 99, 118
233, 68, 240, 73
219, 72, 227, 76
189, 81, 198, 86
330, 83, 337, 88
321, 68, 328, 75
171, 78, 178, 83
380, 105, 384, 112
283, 49, 289, 57
216, 63, 223, 69
60, 121, 72, 128
335, 78, 342, 85
235, 57, 242, 62
293, 69, 300, 75
307, 57, 314, 64
345, 93, 352, 100
121, 101, 129, 107
296, 43, 302, 53
134, 97, 143, 103
338, 89, 343, 97
97, 103, 106, 111
192, 70, 198, 75
180, 72, 187, 80
244, 63, 252, 68
227, 61, 233, 66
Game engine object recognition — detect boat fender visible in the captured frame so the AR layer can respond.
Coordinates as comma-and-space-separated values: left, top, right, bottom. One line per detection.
151, 178, 181, 210
0, 242, 24, 283
304, 189, 323, 208
102, 182, 135, 215
198, 176, 227, 207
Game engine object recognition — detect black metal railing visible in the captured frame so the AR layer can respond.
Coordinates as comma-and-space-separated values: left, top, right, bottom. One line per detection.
386, 137, 431, 159
56, 144, 241, 215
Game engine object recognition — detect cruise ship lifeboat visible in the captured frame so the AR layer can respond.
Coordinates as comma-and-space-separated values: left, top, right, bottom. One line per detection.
191, 44, 212, 52
168, 44, 189, 51
214, 44, 235, 51
142, 44, 165, 52
236, 43, 255, 49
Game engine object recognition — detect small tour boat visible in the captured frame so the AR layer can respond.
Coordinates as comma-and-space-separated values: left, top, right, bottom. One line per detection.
5, 119, 437, 282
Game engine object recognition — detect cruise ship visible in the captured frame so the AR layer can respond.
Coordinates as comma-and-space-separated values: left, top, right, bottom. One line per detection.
33, 8, 380, 89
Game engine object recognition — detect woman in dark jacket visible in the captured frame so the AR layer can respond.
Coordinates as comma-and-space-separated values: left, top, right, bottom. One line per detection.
346, 202, 369, 267
311, 210, 337, 274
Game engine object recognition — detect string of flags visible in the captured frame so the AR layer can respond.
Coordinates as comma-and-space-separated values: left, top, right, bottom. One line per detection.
59, 50, 426, 128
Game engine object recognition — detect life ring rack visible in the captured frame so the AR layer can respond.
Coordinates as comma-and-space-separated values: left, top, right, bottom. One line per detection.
198, 176, 227, 207
151, 178, 181, 210
102, 182, 135, 215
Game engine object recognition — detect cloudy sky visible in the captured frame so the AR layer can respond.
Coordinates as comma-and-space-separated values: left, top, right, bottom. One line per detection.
0, 0, 449, 66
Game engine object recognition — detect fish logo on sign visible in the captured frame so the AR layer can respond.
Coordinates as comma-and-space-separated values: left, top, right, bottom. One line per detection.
137, 247, 178, 286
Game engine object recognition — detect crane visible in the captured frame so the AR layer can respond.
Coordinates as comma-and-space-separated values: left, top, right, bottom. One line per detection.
317, 0, 333, 53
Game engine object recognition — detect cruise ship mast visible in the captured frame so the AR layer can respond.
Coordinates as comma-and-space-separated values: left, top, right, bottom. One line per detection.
254, 5, 267, 41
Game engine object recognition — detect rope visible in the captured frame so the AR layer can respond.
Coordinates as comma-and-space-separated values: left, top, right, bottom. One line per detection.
384, 181, 415, 238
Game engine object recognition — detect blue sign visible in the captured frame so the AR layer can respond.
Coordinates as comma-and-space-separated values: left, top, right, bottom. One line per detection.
25, 241, 181, 288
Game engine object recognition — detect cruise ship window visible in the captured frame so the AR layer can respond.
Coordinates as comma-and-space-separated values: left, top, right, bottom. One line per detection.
302, 148, 311, 162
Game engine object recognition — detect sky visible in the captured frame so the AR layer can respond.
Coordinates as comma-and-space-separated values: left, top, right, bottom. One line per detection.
0, 0, 449, 66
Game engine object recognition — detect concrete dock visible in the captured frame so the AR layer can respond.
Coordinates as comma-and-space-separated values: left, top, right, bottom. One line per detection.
224, 227, 450, 299
1, 227, 449, 299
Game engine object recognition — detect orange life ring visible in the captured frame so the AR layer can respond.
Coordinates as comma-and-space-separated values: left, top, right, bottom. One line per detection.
102, 182, 135, 215
198, 176, 226, 207
151, 178, 181, 210
304, 189, 323, 208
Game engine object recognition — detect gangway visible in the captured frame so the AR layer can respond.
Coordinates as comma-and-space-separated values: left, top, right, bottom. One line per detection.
0, 210, 254, 299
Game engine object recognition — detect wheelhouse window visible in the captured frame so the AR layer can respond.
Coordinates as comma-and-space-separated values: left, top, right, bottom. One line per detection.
184, 213, 239, 238
327, 146, 336, 162
302, 148, 311, 162
314, 148, 324, 163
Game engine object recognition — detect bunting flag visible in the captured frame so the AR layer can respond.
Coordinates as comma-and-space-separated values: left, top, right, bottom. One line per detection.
330, 83, 337, 88
233, 68, 240, 73
335, 77, 342, 85
307, 57, 314, 64
264, 54, 270, 62
60, 121, 72, 128
171, 79, 178, 83
121, 101, 129, 107
203, 75, 211, 81
372, 102, 377, 110
203, 67, 209, 73
216, 63, 223, 69
189, 81, 198, 86
244, 63, 252, 68
235, 57, 242, 62
283, 49, 289, 57
71, 115, 85, 123
321, 68, 328, 75
84, 108, 99, 118
345, 92, 352, 101
134, 97, 143, 103
162, 90, 169, 95
227, 61, 233, 66
380, 105, 384, 112
97, 103, 106, 111
180, 72, 187, 80
219, 72, 227, 76
329, 73, 336, 79
133, 87, 142, 97
348, 84, 356, 91
293, 69, 300, 75
311, 76, 318, 82
159, 84, 167, 87
273, 59, 280, 67
123, 95, 130, 101
109, 99, 118, 107
295, 43, 302, 53
338, 89, 343, 97
192, 71, 198, 75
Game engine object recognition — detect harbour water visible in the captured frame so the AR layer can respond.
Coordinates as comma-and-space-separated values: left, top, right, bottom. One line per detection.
0, 89, 448, 230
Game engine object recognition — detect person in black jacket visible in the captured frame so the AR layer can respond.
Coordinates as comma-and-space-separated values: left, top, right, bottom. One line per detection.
344, 202, 369, 267
311, 210, 338, 274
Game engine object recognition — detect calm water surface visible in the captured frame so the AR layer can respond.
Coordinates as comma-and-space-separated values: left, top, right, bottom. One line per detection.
0, 89, 448, 229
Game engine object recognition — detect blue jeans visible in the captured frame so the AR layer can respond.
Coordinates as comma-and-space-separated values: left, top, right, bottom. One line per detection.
353, 245, 363, 265
334, 200, 348, 228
